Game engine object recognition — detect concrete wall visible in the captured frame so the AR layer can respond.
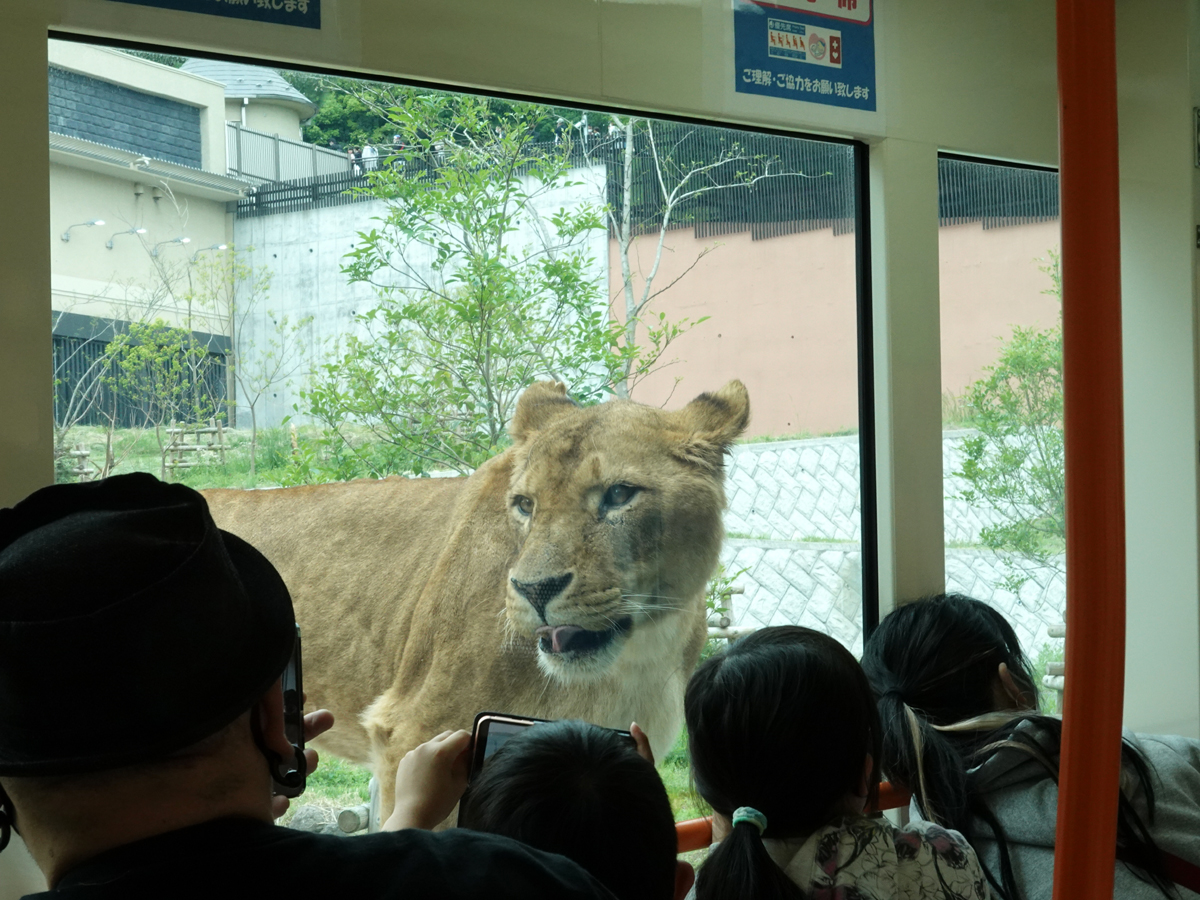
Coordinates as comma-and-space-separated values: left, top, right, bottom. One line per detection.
224, 98, 302, 140
245, 102, 304, 141
232, 164, 608, 427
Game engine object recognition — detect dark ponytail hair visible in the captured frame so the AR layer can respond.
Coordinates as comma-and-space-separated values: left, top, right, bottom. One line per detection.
862, 593, 1173, 900
686, 626, 881, 900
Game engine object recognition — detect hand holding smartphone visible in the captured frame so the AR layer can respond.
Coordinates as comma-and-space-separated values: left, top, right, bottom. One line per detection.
272, 625, 307, 798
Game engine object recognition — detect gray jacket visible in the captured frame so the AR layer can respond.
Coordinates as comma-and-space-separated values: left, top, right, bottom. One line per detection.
913, 721, 1200, 899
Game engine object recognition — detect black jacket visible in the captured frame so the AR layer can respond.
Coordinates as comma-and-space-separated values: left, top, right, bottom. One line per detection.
28, 816, 617, 899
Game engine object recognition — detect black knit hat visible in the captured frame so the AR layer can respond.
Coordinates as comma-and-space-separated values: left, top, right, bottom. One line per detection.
0, 473, 295, 776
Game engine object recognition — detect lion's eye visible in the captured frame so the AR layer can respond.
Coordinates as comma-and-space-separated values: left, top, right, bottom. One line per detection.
513, 495, 534, 517
602, 483, 638, 510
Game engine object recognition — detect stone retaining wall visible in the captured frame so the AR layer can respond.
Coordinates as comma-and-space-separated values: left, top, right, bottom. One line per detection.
721, 434, 1066, 656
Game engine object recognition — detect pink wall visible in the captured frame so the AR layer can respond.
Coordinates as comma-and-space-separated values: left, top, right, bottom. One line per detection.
610, 220, 1060, 438
610, 227, 858, 439
938, 220, 1061, 397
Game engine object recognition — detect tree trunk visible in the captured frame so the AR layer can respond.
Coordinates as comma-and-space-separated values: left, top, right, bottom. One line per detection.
615, 115, 637, 399
249, 403, 258, 478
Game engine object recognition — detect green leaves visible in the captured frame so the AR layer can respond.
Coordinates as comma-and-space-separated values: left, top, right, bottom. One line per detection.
954, 253, 1065, 587
303, 97, 616, 476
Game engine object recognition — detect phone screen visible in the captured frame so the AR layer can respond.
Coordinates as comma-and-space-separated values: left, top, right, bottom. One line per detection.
481, 719, 536, 760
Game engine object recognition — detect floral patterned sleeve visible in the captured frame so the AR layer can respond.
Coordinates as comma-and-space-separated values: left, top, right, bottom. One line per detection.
893, 821, 990, 900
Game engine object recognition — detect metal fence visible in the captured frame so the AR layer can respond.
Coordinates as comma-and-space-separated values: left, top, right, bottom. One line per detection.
54, 334, 228, 431
938, 156, 1059, 228
226, 122, 351, 184
234, 123, 1060, 239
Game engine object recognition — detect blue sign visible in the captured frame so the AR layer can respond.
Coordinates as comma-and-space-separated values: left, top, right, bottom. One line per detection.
734, 0, 875, 111
106, 0, 321, 29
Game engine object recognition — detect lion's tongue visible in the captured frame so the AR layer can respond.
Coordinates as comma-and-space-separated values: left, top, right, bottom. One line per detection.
538, 625, 586, 653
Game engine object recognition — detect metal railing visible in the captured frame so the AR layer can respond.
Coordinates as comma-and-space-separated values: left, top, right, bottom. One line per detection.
226, 122, 351, 184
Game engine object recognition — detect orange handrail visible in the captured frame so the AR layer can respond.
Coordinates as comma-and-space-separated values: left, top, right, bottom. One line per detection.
675, 782, 913, 853
1054, 2, 1127, 899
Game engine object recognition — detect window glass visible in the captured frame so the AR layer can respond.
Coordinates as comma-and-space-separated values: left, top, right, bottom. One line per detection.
47, 39, 868, 826
938, 156, 1065, 704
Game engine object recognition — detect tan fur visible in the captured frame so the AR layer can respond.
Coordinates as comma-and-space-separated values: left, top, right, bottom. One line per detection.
203, 380, 749, 818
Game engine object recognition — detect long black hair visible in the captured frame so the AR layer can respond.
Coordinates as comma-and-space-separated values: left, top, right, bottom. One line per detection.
861, 593, 1173, 900
685, 626, 881, 900
459, 719, 677, 900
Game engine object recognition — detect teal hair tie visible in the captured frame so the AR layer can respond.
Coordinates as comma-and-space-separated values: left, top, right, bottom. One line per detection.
731, 806, 768, 835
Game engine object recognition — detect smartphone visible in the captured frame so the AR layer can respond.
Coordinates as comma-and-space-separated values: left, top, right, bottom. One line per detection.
273, 624, 306, 798
457, 711, 633, 824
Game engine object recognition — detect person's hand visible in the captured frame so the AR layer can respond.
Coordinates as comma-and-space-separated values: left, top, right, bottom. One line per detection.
383, 730, 473, 831
631, 722, 655, 765
270, 705, 335, 820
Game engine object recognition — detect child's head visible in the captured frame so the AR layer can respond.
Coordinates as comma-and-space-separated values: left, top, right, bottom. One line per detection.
458, 719, 692, 900
860, 593, 1038, 729
684, 627, 879, 900
686, 625, 881, 832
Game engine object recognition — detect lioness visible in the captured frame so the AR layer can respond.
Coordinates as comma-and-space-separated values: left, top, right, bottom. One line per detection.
204, 379, 749, 819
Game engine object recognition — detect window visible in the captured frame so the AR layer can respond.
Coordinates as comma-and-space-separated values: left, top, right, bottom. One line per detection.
938, 155, 1064, 694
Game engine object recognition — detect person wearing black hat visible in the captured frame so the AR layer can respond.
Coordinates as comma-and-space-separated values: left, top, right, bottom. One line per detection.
0, 473, 615, 900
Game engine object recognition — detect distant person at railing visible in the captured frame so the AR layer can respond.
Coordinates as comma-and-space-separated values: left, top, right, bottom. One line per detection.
861, 593, 1200, 900
379, 720, 693, 900
363, 143, 379, 171
685, 626, 988, 900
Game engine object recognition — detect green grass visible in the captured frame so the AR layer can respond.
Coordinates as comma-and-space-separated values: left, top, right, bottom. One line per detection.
739, 425, 858, 444
278, 756, 372, 826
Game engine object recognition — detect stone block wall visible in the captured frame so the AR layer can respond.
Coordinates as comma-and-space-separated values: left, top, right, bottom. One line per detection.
720, 433, 1066, 658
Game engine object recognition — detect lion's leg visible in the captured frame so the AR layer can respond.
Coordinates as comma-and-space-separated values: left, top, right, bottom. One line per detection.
362, 692, 408, 825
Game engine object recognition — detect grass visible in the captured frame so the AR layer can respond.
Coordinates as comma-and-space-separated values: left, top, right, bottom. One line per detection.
277, 755, 372, 827
740, 425, 858, 444
942, 390, 977, 429
57, 423, 295, 489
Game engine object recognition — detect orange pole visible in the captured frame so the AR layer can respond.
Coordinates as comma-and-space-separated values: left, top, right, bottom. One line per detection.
1054, 2, 1126, 899
676, 817, 713, 853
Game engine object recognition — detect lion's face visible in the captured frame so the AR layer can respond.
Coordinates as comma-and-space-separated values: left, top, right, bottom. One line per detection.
502, 381, 749, 682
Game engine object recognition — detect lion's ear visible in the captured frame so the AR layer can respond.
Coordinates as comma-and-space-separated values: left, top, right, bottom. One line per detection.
673, 380, 751, 468
509, 381, 579, 443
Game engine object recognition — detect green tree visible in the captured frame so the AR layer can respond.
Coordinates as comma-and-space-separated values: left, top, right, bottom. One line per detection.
956, 253, 1064, 587
104, 320, 223, 480
185, 247, 311, 476
302, 93, 622, 477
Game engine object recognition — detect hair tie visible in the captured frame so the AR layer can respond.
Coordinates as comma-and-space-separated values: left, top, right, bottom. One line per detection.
880, 688, 906, 704
731, 806, 768, 835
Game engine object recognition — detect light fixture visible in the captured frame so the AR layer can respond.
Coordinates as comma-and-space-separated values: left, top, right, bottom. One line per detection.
106, 227, 147, 249
60, 219, 105, 242
151, 237, 192, 257
190, 243, 228, 262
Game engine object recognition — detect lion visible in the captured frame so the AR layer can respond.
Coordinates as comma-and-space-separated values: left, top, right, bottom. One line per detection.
203, 379, 749, 820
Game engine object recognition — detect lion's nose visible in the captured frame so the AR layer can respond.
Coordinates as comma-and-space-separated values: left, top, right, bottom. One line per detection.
511, 573, 573, 621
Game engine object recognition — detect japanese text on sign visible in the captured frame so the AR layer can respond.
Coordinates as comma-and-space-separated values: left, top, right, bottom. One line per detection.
105, 0, 320, 28
734, 0, 874, 111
